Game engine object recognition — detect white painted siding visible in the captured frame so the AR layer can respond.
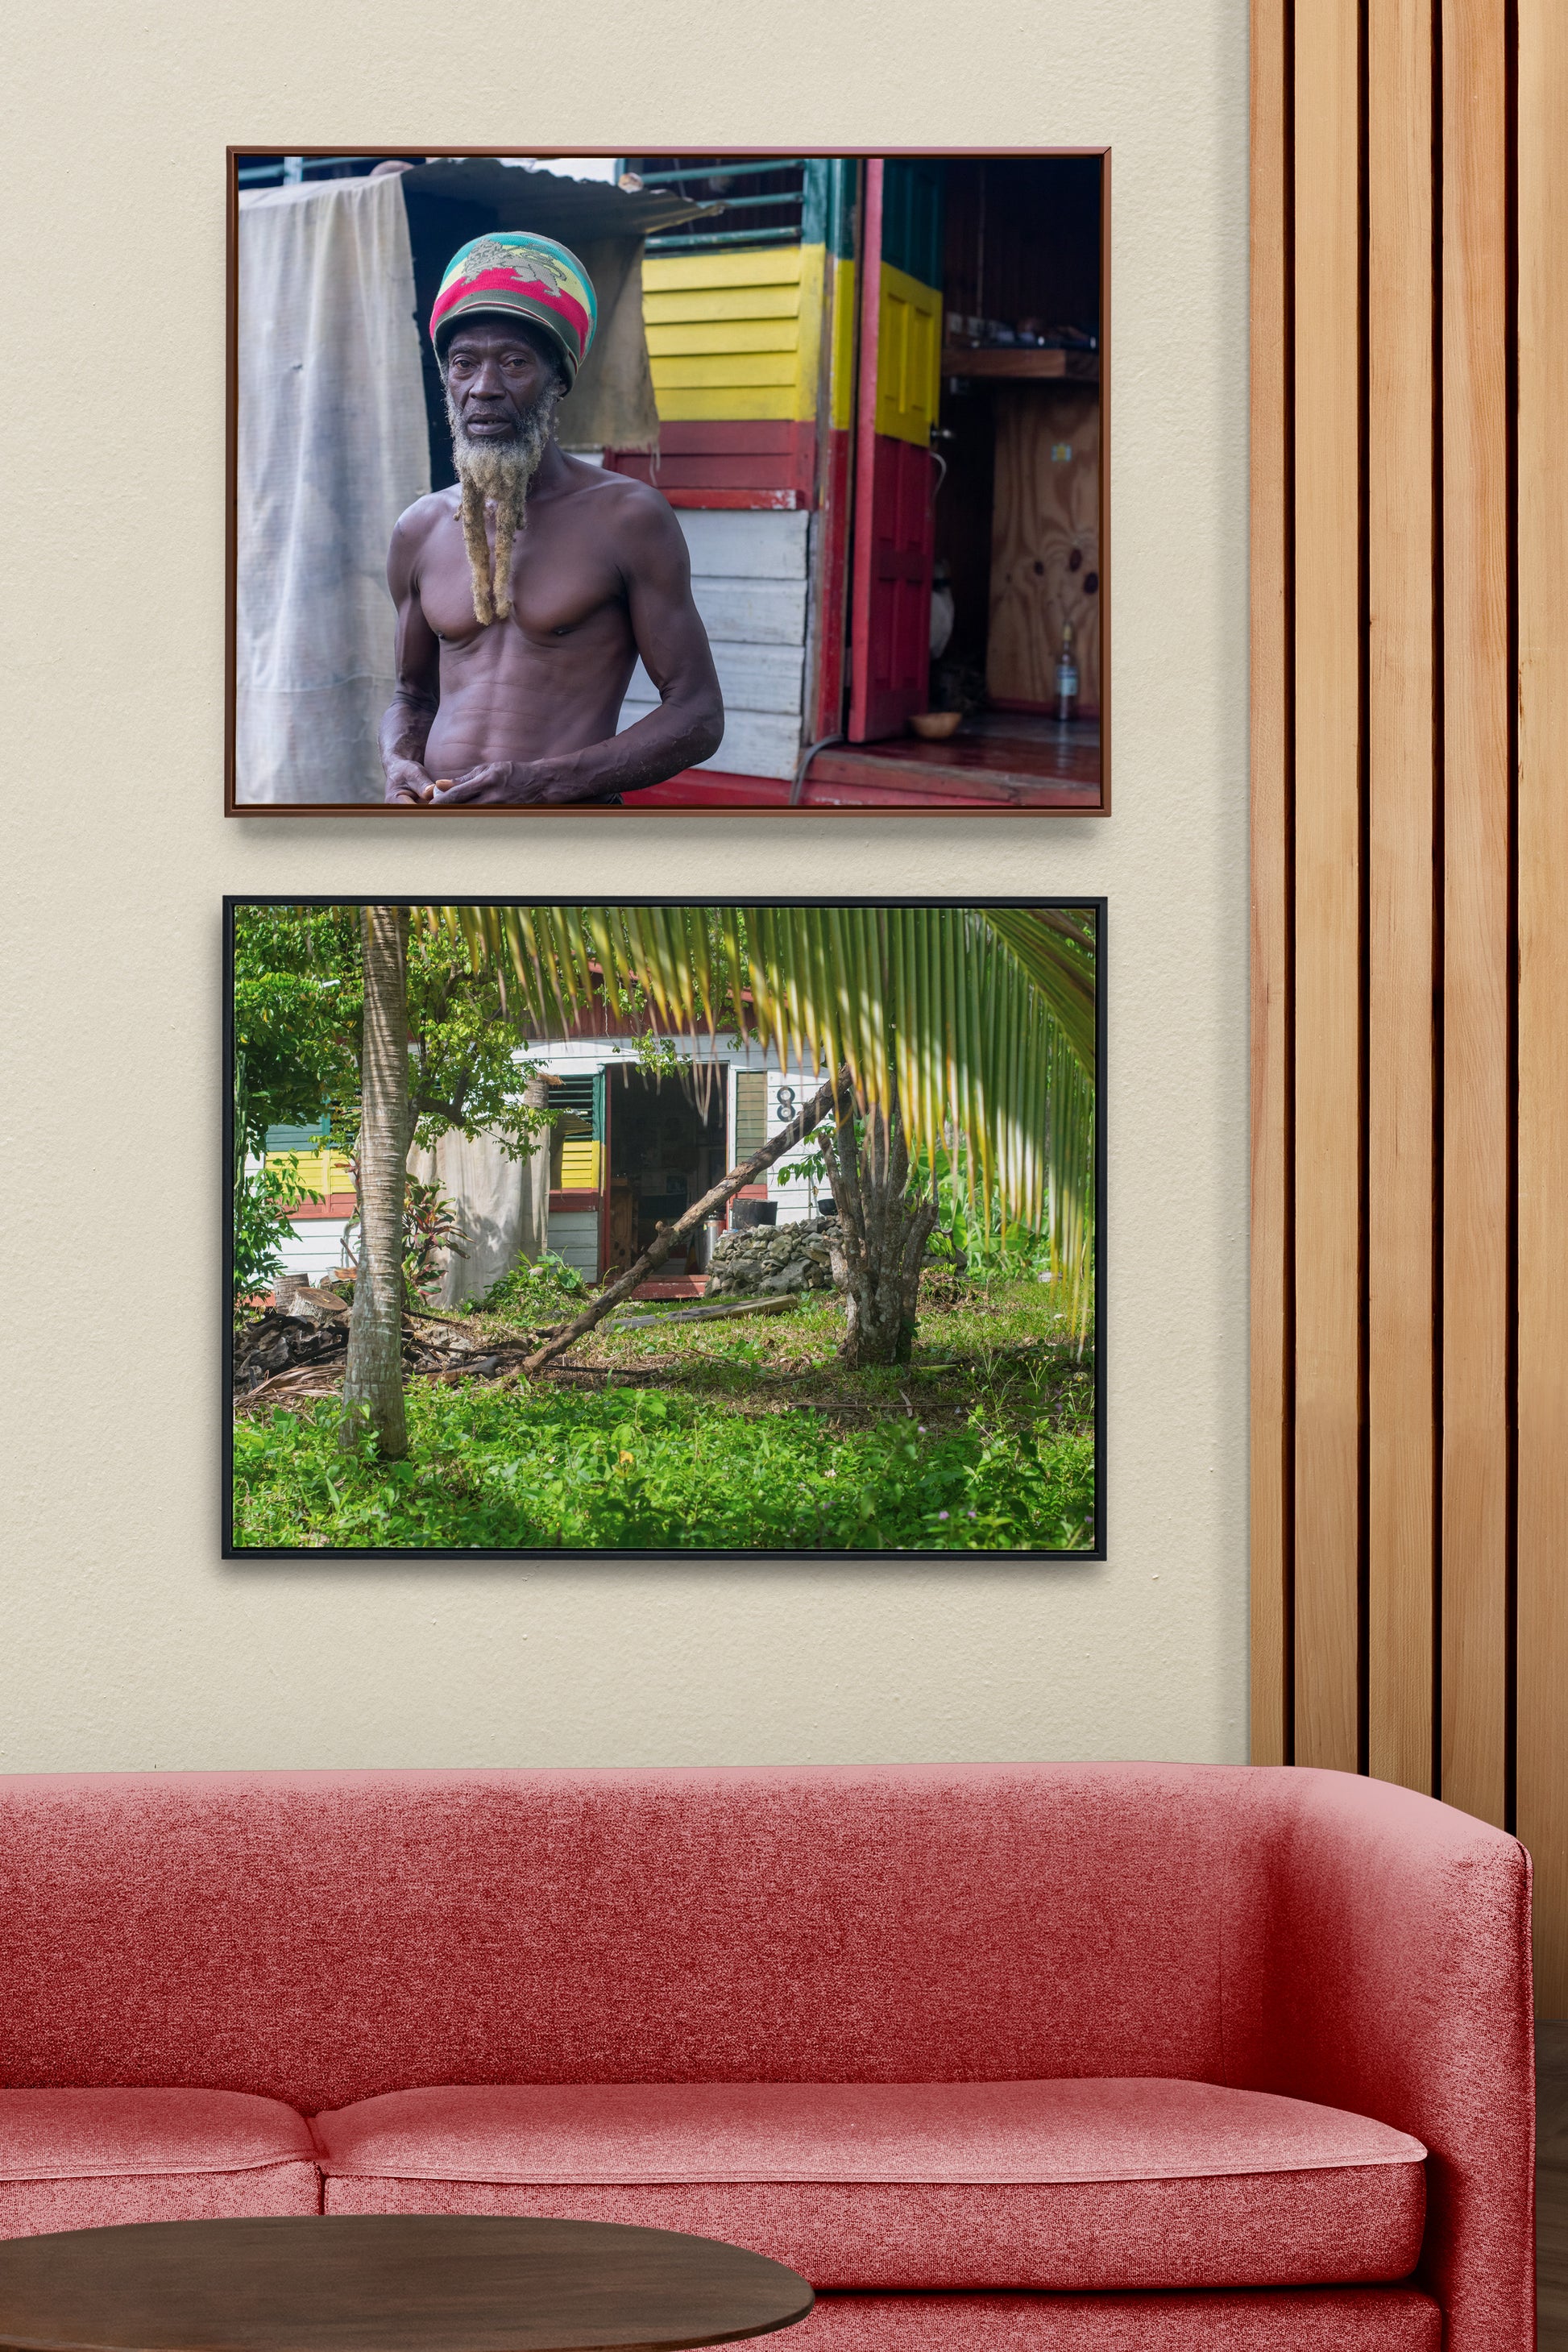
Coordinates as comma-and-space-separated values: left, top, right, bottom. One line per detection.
617, 508, 809, 782
547, 1209, 599, 1277
720, 1042, 833, 1222
692, 577, 808, 645
620, 706, 803, 781
626, 641, 804, 716
277, 1216, 354, 1282
678, 509, 811, 578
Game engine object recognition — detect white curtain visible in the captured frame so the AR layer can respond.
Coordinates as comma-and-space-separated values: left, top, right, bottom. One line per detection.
236, 176, 429, 803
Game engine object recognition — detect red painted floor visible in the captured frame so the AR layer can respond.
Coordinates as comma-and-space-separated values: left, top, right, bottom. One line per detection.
630, 1276, 710, 1300
626, 719, 1102, 811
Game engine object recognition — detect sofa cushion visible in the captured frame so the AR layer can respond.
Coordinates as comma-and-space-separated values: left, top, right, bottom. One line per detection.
782, 2290, 1443, 2351
0, 2090, 321, 2240
313, 2080, 1426, 2292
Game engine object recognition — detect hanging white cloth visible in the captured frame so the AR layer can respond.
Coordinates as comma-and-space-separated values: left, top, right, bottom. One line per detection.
235, 176, 429, 803
406, 1113, 552, 1309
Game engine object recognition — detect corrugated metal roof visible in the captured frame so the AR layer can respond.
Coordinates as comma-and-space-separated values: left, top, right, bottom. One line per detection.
398, 160, 722, 247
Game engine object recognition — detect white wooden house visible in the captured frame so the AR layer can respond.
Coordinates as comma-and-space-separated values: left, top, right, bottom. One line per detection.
257, 1031, 832, 1296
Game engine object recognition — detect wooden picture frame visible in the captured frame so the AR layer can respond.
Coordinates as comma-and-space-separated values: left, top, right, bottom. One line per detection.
226, 149, 1110, 816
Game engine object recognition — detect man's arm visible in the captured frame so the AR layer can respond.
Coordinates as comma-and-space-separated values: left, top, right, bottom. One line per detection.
432, 487, 723, 807
380, 510, 442, 805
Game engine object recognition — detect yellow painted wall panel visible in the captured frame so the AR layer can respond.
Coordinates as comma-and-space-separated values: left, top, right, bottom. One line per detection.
876, 262, 942, 445
793, 244, 824, 423
644, 249, 804, 292
558, 1139, 602, 1190
643, 287, 803, 325
650, 384, 807, 421
646, 320, 800, 357
642, 244, 826, 425
266, 1150, 353, 1197
652, 355, 800, 390
831, 257, 857, 431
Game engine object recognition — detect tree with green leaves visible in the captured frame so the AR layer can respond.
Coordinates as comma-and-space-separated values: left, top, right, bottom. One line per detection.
233, 902, 554, 1456
232, 902, 550, 1167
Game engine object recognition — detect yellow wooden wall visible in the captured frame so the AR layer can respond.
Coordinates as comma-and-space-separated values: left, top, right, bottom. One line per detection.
551, 1136, 602, 1192
641, 243, 935, 439
642, 247, 824, 423
263, 1149, 353, 1198
872, 261, 942, 446
1252, 0, 1568, 2011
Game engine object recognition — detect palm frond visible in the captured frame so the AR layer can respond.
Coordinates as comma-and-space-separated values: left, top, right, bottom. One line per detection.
426, 902, 1097, 1326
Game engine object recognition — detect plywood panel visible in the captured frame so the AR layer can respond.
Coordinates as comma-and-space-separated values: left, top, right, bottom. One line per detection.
1440, 0, 1511, 1831
1516, 0, 1568, 2011
1291, 0, 1363, 1773
1366, 0, 1437, 1794
1249, 0, 1290, 1768
986, 386, 1101, 714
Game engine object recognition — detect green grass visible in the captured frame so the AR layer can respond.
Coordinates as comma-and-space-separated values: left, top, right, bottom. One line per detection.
231, 1281, 1095, 1553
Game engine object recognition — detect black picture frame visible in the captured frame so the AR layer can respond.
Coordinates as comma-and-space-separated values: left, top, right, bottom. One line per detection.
224, 896, 1105, 1561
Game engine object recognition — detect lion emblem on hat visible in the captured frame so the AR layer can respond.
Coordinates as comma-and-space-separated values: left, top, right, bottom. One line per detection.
454, 237, 578, 294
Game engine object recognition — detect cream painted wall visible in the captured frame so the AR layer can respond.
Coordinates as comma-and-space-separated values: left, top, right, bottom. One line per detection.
2, 0, 1248, 1771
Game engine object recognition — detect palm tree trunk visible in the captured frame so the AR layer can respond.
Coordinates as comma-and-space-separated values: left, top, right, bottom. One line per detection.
820, 1099, 939, 1367
342, 906, 410, 1458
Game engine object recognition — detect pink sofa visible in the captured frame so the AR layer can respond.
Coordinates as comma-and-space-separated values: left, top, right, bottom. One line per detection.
0, 1764, 1534, 2350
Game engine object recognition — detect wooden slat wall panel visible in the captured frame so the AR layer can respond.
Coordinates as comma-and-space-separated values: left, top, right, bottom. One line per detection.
1367, 0, 1437, 1795
1439, 0, 1512, 1834
1291, 0, 1363, 1775
1516, 0, 1568, 2017
1251, 0, 1568, 2002
1249, 0, 1291, 1770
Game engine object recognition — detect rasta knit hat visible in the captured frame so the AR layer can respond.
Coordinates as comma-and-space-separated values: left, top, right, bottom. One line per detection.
430, 232, 597, 386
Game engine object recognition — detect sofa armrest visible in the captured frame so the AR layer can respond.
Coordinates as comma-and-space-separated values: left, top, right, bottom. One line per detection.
1222, 1767, 1533, 2352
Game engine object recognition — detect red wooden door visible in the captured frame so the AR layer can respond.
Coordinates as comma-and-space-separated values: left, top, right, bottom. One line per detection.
848, 160, 939, 742
851, 437, 936, 740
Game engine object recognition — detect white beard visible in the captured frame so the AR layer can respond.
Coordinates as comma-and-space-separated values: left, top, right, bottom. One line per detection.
446, 378, 562, 624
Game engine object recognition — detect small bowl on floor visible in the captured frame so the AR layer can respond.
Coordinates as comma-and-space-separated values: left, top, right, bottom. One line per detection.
909, 710, 964, 740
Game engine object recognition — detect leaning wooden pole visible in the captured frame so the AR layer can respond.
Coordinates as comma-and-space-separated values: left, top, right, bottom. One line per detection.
522, 1066, 853, 1376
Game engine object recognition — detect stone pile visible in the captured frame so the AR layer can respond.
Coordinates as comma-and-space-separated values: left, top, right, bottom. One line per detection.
707, 1214, 842, 1297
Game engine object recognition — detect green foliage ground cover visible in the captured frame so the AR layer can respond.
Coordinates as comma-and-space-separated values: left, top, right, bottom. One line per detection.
233, 1281, 1094, 1554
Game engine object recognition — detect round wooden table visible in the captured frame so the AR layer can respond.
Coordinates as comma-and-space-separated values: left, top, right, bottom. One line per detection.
0, 2215, 815, 2352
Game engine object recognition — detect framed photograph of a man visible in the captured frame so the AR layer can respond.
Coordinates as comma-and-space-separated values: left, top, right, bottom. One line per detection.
226, 898, 1104, 1557
227, 151, 1108, 813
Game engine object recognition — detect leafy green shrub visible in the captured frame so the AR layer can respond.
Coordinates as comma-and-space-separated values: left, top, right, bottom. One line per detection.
233, 1156, 321, 1303
477, 1253, 589, 1322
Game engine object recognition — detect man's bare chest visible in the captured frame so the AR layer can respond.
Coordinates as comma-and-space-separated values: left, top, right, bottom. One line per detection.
417, 505, 628, 648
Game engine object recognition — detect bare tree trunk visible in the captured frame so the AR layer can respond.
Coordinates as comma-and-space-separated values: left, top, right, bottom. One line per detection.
819, 1099, 939, 1367
342, 906, 410, 1458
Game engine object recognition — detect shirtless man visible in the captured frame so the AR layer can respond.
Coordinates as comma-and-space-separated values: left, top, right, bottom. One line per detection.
380, 230, 723, 807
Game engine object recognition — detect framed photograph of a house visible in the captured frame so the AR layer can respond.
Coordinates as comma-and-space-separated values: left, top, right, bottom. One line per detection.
226, 150, 1108, 813
226, 899, 1104, 1558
